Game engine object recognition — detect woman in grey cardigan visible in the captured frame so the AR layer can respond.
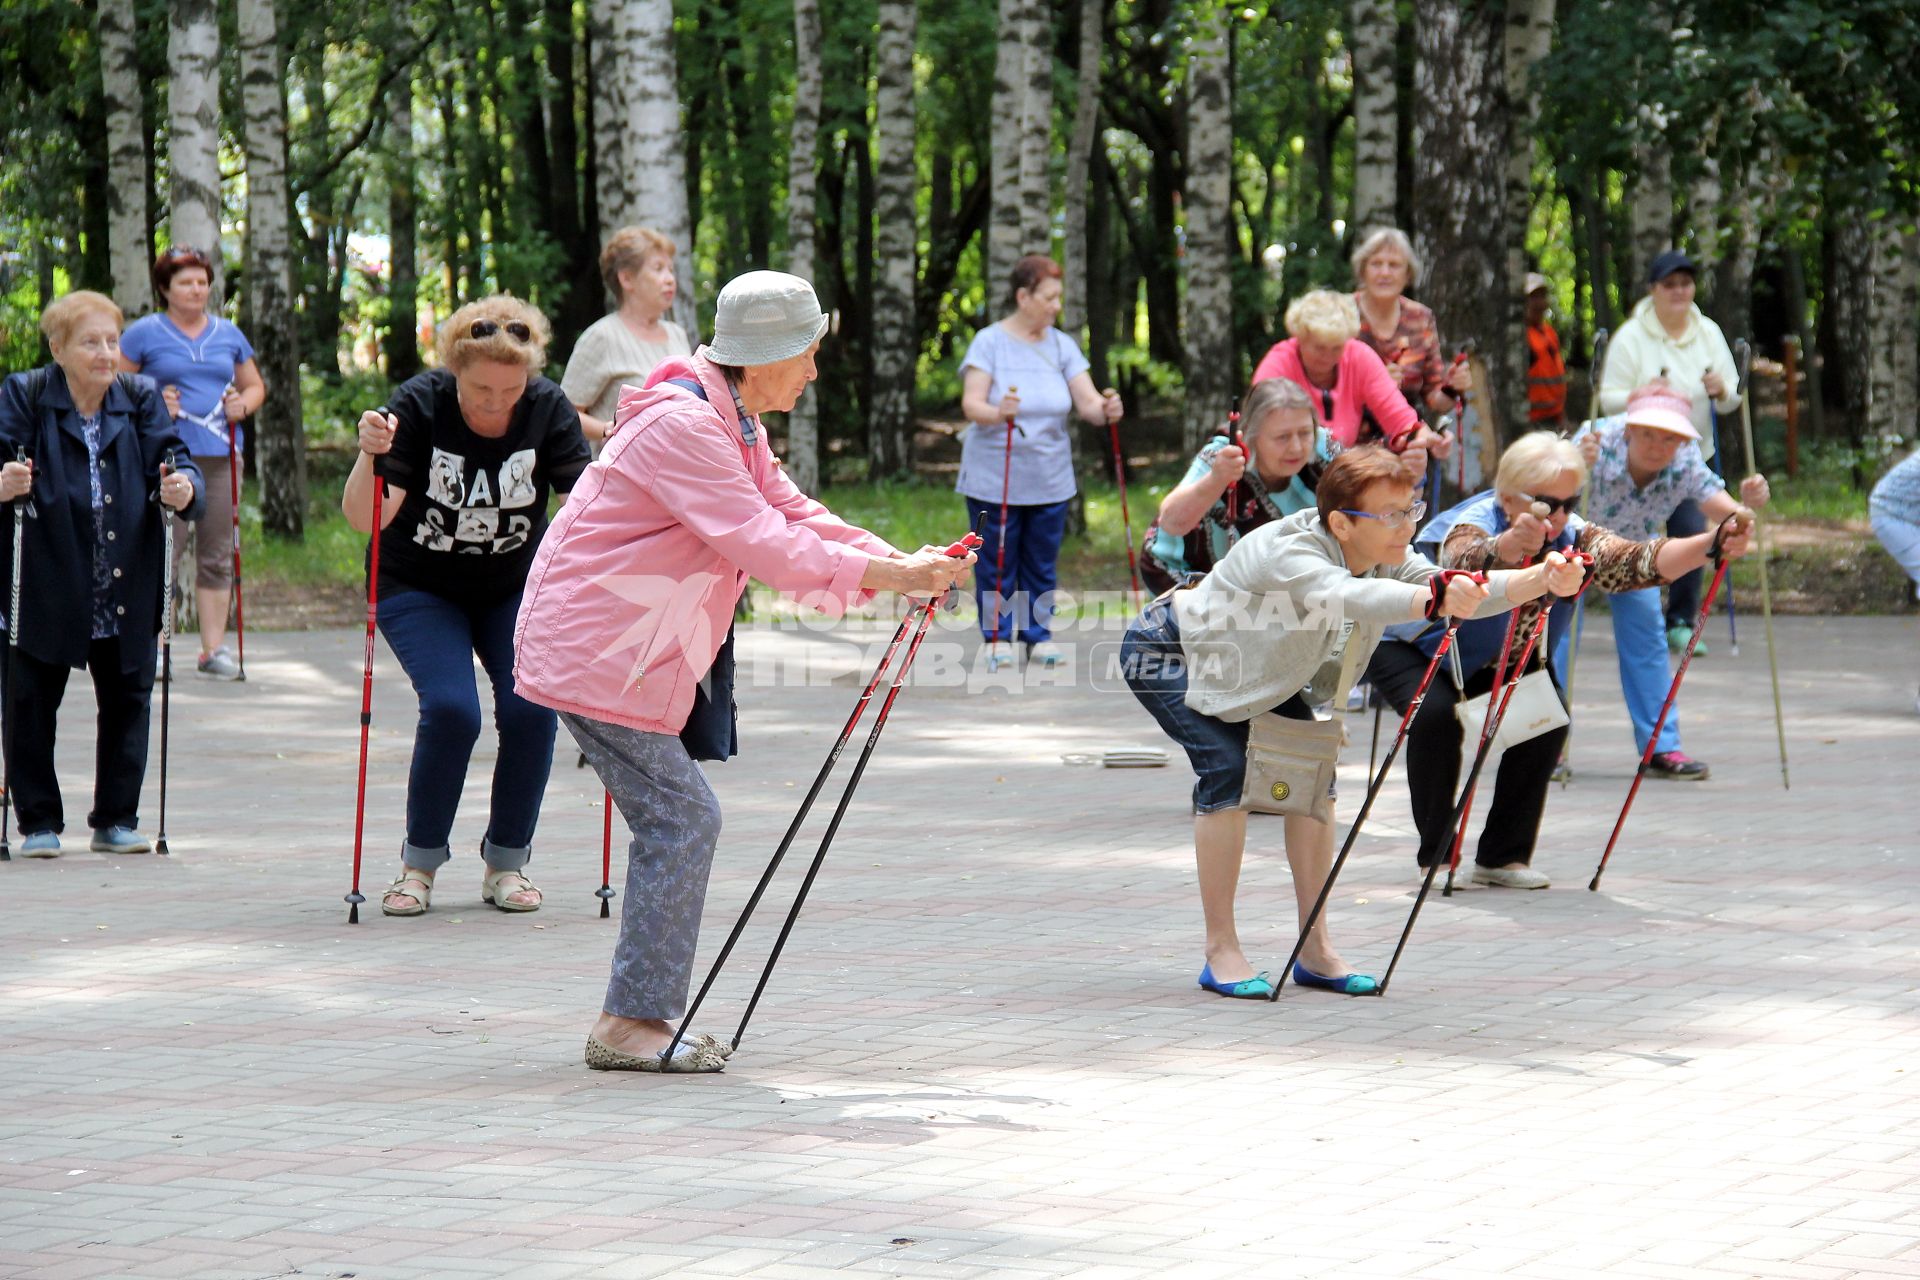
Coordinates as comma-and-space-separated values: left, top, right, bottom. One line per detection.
1121, 446, 1587, 998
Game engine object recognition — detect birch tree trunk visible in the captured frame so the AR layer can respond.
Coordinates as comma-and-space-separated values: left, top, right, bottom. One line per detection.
1181, 2, 1233, 455
1348, 0, 1399, 236
237, 0, 306, 535
1833, 207, 1873, 442
869, 0, 918, 479
386, 74, 421, 382
784, 0, 824, 492
1867, 215, 1915, 441
1627, 6, 1673, 283
1413, 0, 1515, 460
1061, 0, 1101, 340
1501, 0, 1554, 440
1893, 226, 1920, 440
1017, 0, 1053, 257
617, 0, 697, 335
988, 0, 1030, 288
168, 0, 224, 302
99, 0, 151, 317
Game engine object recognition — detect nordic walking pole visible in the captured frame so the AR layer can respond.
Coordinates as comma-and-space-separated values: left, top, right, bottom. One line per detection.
1269, 589, 1480, 1000
1590, 520, 1743, 891
1709, 402, 1740, 655
1104, 387, 1141, 608
1734, 339, 1789, 789
225, 386, 247, 680
1436, 344, 1473, 509
1442, 597, 1526, 898
1558, 326, 1608, 784
665, 527, 983, 1060
990, 388, 1020, 652
1377, 601, 1559, 997
597, 790, 615, 917
154, 454, 181, 856
1225, 410, 1243, 525
726, 573, 962, 1051
344, 419, 389, 923
0, 446, 29, 861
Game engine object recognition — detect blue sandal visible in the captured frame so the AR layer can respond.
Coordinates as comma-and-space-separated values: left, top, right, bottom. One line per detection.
1291, 963, 1378, 996
1198, 963, 1276, 999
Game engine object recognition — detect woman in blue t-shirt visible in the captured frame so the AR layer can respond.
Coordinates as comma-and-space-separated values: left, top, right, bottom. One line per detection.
956, 255, 1124, 669
1141, 378, 1333, 594
341, 295, 592, 919
118, 246, 268, 681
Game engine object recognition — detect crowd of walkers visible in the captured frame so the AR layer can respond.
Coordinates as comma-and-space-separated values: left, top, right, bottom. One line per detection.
8, 221, 1903, 1075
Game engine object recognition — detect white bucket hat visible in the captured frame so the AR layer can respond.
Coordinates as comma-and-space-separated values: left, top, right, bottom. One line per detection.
705, 270, 830, 366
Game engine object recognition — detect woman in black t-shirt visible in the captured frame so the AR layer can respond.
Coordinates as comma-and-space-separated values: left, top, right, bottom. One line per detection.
342, 295, 592, 918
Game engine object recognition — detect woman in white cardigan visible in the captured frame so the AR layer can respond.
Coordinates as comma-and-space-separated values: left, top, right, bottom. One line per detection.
1119, 446, 1586, 1000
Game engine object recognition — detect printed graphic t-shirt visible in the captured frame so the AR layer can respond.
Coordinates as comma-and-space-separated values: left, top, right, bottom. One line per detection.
374, 370, 592, 606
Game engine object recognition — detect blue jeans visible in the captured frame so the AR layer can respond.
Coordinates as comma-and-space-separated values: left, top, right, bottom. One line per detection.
966, 496, 1070, 644
1872, 507, 1920, 589
376, 588, 557, 869
1607, 587, 1683, 757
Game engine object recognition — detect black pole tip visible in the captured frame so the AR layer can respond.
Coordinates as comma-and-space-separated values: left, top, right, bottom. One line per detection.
1586, 877, 1601, 892
155, 838, 170, 856
347, 905, 361, 923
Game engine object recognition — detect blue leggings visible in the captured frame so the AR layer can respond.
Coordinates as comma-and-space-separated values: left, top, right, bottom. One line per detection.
376, 588, 557, 869
965, 496, 1071, 644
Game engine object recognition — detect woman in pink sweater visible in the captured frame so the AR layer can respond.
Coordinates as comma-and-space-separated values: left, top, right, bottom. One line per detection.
1252, 289, 1450, 481
514, 272, 973, 1073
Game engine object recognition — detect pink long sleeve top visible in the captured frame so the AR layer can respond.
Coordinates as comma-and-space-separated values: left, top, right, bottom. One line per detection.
1251, 337, 1420, 449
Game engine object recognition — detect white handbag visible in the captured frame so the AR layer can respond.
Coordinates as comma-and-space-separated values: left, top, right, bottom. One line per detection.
1454, 670, 1568, 756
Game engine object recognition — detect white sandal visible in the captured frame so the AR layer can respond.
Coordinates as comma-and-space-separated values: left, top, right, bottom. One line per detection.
381, 873, 433, 917
482, 868, 543, 913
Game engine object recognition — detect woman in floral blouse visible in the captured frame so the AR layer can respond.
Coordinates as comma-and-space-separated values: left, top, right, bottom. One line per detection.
1364, 428, 1757, 889
1572, 384, 1769, 781
1350, 227, 1470, 416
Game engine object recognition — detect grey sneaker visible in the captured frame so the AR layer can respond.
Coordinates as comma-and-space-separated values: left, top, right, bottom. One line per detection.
21, 830, 61, 858
1470, 863, 1551, 890
197, 645, 241, 680
91, 826, 152, 854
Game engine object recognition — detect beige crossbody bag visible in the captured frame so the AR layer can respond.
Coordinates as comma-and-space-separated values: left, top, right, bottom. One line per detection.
1239, 628, 1364, 822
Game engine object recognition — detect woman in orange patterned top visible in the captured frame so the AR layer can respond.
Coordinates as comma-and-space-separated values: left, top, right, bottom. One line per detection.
1350, 227, 1470, 416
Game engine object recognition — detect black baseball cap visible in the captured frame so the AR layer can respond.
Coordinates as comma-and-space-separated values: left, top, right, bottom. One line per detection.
1647, 250, 1698, 284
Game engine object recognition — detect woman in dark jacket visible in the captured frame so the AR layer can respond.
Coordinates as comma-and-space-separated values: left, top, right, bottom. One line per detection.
0, 291, 205, 857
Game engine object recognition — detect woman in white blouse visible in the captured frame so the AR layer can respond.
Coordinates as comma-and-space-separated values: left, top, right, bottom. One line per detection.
561, 226, 692, 442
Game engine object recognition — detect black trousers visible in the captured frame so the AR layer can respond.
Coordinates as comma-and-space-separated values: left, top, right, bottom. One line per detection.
1365, 640, 1567, 869
1665, 498, 1706, 627
1, 635, 155, 835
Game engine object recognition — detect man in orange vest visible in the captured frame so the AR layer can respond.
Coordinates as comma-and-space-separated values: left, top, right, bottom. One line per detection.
1525, 272, 1568, 431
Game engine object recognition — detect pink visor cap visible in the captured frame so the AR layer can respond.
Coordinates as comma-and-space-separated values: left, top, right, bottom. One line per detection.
1624, 386, 1699, 440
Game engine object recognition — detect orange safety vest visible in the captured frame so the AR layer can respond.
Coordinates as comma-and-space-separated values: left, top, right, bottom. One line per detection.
1526, 323, 1567, 422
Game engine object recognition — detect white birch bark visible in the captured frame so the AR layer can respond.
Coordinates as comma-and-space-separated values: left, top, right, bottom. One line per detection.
1181, 2, 1233, 454
1348, 0, 1399, 236
1061, 0, 1101, 338
988, 0, 1029, 288
99, 0, 151, 317
1627, 5, 1673, 281
590, 0, 633, 250
784, 0, 824, 493
1893, 226, 1920, 439
168, 0, 224, 303
1502, 0, 1554, 440
869, 0, 918, 478
616, 0, 697, 335
1867, 216, 1913, 440
237, 0, 306, 535
1017, 0, 1053, 256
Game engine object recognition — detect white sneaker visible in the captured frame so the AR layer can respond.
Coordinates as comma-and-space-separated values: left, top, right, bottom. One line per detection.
1470, 864, 1551, 890
1028, 640, 1065, 667
984, 641, 1016, 672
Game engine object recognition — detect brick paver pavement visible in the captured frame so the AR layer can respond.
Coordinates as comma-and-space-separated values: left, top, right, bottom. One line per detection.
2, 605, 1915, 1279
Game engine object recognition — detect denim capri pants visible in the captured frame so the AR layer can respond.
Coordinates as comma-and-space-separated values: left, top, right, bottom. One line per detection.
1121, 595, 1318, 815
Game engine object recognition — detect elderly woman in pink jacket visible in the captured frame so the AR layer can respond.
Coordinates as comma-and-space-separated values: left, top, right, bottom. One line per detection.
515, 271, 974, 1074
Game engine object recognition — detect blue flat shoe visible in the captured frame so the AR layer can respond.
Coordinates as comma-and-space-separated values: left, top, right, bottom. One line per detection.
1198, 963, 1276, 999
1291, 963, 1378, 996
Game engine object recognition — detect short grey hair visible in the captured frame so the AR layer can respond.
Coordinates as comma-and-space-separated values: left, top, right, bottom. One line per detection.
1350, 227, 1421, 288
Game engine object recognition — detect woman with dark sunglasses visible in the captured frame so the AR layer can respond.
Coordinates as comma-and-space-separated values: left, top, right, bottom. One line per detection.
1364, 431, 1756, 890
341, 295, 592, 918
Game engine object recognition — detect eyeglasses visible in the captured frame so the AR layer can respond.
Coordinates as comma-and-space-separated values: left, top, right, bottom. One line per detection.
470, 319, 533, 342
1517, 491, 1581, 515
1338, 500, 1426, 529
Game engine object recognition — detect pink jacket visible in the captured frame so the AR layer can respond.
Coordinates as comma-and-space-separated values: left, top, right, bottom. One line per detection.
1251, 337, 1419, 448
513, 351, 896, 735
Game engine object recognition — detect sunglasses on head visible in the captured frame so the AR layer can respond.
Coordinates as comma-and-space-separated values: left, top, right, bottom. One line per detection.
470, 319, 533, 342
162, 245, 204, 259
1518, 491, 1581, 515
